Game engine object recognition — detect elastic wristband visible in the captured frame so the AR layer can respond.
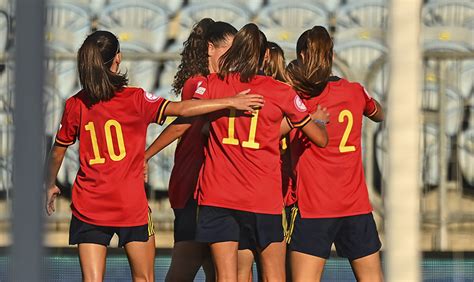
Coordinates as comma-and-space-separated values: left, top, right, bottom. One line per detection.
313, 119, 327, 127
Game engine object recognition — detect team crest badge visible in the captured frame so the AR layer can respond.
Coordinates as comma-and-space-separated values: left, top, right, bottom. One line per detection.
195, 81, 206, 95
294, 95, 307, 112
144, 91, 161, 103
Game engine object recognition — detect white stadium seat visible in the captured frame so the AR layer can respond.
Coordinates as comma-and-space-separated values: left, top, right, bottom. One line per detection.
188, 0, 264, 14
422, 0, 474, 51
99, 1, 169, 52
334, 40, 387, 83
458, 128, 473, 187
335, 0, 388, 43
254, 1, 329, 51
109, 0, 183, 15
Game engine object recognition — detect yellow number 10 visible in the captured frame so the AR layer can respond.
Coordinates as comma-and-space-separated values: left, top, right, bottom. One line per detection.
85, 120, 127, 165
338, 110, 356, 153
222, 109, 260, 149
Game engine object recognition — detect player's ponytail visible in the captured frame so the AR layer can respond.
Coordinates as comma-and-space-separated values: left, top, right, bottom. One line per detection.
77, 30, 128, 104
287, 26, 333, 98
262, 41, 288, 82
172, 18, 215, 96
218, 23, 267, 83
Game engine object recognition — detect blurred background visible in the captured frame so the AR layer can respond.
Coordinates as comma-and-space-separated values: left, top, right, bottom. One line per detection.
0, 0, 472, 280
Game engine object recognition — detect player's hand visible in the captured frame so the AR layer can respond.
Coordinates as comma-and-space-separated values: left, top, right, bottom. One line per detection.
46, 185, 61, 216
230, 89, 264, 113
311, 105, 330, 125
144, 160, 149, 183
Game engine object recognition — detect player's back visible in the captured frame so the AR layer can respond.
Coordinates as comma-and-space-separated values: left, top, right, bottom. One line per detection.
57, 87, 169, 226
168, 76, 208, 209
292, 77, 374, 218
195, 73, 311, 215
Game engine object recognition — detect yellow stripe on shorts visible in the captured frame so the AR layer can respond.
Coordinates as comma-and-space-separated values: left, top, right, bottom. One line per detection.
285, 206, 298, 244
148, 209, 155, 237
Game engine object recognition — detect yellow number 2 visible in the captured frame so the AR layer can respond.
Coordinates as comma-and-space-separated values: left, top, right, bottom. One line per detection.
222, 109, 260, 149
85, 120, 127, 165
338, 110, 356, 153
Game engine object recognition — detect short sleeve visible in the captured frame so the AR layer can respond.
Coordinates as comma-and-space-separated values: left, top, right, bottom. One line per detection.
55, 99, 79, 147
361, 86, 378, 117
191, 79, 209, 100
136, 88, 171, 125
282, 92, 312, 129
183, 76, 207, 101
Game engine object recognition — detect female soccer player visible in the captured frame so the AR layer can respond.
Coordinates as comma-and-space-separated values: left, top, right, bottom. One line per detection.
193, 23, 329, 282
145, 19, 238, 282
44, 30, 263, 282
239, 41, 292, 282
286, 26, 385, 282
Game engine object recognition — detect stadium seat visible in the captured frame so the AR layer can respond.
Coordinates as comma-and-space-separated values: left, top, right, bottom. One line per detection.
59, 0, 106, 15
0, 9, 8, 55
45, 0, 91, 51
0, 64, 13, 111
334, 39, 387, 83
459, 60, 474, 99
108, 0, 183, 15
98, 1, 169, 52
45, 45, 79, 99
43, 85, 65, 137
458, 128, 473, 187
45, 1, 90, 100
267, 0, 340, 12
118, 46, 159, 94
146, 87, 179, 191
175, 2, 251, 44
335, 0, 388, 43
422, 0, 474, 50
157, 43, 181, 91
369, 62, 389, 103
99, 2, 168, 91
0, 107, 12, 191
147, 119, 178, 191
422, 82, 464, 137
254, 1, 329, 51
188, 0, 264, 14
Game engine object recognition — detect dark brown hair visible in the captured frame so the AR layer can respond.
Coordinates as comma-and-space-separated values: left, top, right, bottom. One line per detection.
218, 23, 267, 83
262, 41, 287, 82
77, 30, 128, 104
287, 26, 333, 98
172, 19, 237, 96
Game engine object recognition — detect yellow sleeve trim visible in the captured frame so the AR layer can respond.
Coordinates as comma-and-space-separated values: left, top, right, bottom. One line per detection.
55, 138, 74, 146
290, 115, 312, 128
156, 100, 171, 125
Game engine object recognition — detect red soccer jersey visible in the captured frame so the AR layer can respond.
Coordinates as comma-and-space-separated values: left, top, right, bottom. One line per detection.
168, 76, 207, 209
280, 135, 296, 206
55, 87, 170, 226
291, 77, 378, 218
193, 73, 311, 215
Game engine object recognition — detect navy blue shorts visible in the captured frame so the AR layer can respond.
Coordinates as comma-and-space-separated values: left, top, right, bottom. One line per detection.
196, 205, 284, 250
173, 198, 199, 242
69, 212, 154, 248
289, 212, 381, 261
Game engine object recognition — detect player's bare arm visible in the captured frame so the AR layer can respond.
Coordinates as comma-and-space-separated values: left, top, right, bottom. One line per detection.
145, 120, 192, 162
45, 145, 67, 216
164, 90, 264, 117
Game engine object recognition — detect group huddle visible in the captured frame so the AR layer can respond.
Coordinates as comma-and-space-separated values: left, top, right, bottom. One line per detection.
46, 18, 384, 282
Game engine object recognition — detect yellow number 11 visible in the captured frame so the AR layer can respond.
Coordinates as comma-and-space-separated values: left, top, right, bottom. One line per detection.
222, 109, 260, 149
